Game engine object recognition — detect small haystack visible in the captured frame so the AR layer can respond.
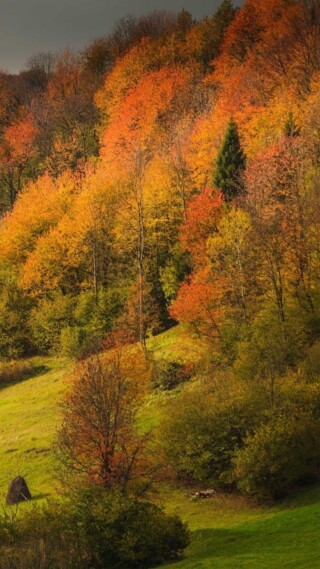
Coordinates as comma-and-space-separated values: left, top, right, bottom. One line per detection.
6, 476, 32, 505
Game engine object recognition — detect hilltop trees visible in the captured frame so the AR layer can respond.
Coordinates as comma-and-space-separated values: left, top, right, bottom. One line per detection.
0, 114, 38, 209
0, 0, 320, 368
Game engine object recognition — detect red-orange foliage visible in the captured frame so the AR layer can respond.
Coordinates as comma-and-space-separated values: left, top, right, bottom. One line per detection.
0, 113, 38, 205
180, 186, 223, 265
170, 269, 225, 340
244, 137, 301, 229
1, 0, 320, 360
58, 351, 153, 490
95, 38, 158, 123
3, 114, 37, 165
101, 66, 196, 175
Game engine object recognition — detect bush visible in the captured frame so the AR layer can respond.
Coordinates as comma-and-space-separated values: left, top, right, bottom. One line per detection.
234, 412, 320, 501
159, 382, 263, 487
74, 489, 190, 568
0, 360, 35, 386
74, 288, 121, 333
30, 293, 75, 354
59, 289, 123, 359
29, 288, 122, 357
60, 323, 106, 359
151, 359, 193, 391
0, 502, 77, 569
234, 308, 308, 405
60, 325, 89, 359
0, 289, 34, 359
0, 490, 190, 569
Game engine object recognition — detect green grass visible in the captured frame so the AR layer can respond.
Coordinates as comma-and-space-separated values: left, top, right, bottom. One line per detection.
147, 325, 206, 364
0, 326, 201, 500
161, 486, 320, 568
0, 327, 320, 567
0, 356, 70, 501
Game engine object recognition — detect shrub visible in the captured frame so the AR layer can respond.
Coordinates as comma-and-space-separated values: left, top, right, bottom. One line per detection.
0, 289, 34, 359
151, 359, 193, 391
30, 293, 75, 354
73, 489, 190, 568
235, 308, 308, 405
60, 323, 106, 359
59, 288, 124, 359
0, 490, 190, 569
60, 325, 88, 359
234, 412, 320, 501
0, 360, 35, 386
159, 382, 263, 487
0, 502, 77, 569
74, 288, 122, 333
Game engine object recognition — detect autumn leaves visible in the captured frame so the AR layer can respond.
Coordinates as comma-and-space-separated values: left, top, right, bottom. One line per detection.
0, 0, 320, 359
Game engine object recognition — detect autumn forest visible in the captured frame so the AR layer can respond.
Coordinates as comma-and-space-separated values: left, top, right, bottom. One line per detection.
1, 0, 320, 567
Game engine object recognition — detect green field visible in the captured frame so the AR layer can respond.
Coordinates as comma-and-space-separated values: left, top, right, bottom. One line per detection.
0, 328, 319, 568
0, 356, 70, 501
162, 487, 320, 568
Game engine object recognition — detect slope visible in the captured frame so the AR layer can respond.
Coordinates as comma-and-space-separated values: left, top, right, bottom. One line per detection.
0, 328, 319, 568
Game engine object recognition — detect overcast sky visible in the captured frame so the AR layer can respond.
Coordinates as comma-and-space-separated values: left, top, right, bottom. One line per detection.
0, 0, 242, 74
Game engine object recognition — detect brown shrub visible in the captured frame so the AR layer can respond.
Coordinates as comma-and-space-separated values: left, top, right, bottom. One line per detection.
0, 360, 35, 386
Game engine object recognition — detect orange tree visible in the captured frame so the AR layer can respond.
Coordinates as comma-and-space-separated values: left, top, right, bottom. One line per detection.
57, 345, 155, 494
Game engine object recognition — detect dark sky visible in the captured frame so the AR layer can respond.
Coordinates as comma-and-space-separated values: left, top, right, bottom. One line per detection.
0, 0, 242, 74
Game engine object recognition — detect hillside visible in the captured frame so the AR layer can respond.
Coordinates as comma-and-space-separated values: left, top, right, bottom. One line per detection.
0, 326, 203, 499
0, 356, 69, 500
1, 0, 320, 566
0, 329, 320, 567
164, 486, 320, 569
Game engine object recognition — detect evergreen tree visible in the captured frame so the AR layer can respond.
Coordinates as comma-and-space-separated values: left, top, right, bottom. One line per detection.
213, 117, 246, 201
197, 0, 236, 71
176, 9, 193, 38
213, 0, 236, 49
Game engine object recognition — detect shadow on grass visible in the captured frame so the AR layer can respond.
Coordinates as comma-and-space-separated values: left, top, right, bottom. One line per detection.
162, 487, 320, 568
31, 492, 51, 502
161, 528, 257, 568
186, 528, 258, 561
278, 482, 320, 510
0, 365, 50, 390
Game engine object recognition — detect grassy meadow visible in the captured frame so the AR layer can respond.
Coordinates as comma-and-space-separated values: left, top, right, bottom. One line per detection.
0, 327, 319, 568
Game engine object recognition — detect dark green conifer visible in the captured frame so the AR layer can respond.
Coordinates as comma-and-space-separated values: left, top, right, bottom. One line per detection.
213, 117, 246, 201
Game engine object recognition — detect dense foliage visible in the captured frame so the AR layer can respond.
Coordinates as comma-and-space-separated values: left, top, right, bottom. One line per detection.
2, 0, 320, 514
0, 488, 189, 568
1, 0, 320, 361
